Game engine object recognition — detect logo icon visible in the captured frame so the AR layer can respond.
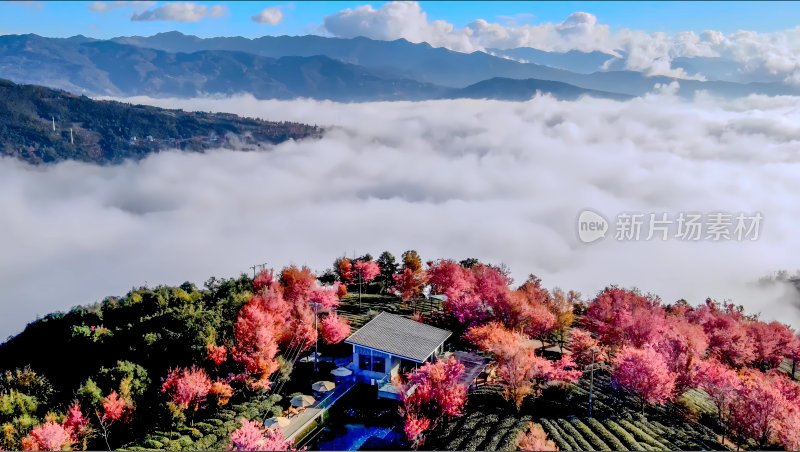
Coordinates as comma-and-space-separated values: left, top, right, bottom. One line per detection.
577, 209, 608, 244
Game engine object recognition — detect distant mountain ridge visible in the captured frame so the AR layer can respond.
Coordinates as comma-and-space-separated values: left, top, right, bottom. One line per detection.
107, 31, 800, 98
0, 79, 321, 165
0, 32, 798, 104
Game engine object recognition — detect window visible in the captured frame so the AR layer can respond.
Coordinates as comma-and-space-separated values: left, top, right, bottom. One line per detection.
372, 355, 385, 373
357, 347, 388, 373
359, 352, 372, 370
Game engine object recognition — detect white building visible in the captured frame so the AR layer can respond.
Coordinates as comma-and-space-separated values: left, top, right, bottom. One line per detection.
344, 312, 452, 399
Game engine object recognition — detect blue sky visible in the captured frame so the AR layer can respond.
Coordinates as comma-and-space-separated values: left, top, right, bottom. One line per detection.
1, 1, 798, 39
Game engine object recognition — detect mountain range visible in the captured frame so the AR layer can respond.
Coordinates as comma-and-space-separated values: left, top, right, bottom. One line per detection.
2, 31, 798, 102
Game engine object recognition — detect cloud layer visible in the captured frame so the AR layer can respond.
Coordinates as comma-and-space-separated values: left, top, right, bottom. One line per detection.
2, 92, 800, 339
323, 1, 800, 83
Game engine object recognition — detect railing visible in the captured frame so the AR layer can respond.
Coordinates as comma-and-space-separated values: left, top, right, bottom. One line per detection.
285, 376, 357, 443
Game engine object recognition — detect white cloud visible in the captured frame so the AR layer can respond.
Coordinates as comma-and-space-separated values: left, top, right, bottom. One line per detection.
322, 1, 800, 82
130, 2, 226, 22
251, 6, 283, 25
3, 93, 800, 339
88, 1, 155, 13
7, 1, 44, 9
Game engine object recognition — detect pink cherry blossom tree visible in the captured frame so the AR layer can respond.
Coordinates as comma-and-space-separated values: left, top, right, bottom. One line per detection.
398, 356, 467, 448
612, 346, 676, 412
229, 419, 292, 451
161, 366, 213, 414
320, 313, 351, 344
21, 422, 74, 451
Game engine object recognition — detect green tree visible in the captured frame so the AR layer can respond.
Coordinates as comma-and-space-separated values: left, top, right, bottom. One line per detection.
376, 251, 399, 294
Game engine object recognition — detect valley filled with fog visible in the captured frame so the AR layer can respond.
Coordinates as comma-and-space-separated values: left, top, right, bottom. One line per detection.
2, 90, 800, 338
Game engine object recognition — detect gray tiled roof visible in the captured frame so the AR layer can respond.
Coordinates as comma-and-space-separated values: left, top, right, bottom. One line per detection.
344, 312, 452, 363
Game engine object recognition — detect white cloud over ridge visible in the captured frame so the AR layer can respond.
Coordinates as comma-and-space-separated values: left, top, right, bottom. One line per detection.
130, 2, 226, 22
88, 1, 155, 13
323, 1, 800, 83
251, 7, 283, 25
2, 93, 800, 339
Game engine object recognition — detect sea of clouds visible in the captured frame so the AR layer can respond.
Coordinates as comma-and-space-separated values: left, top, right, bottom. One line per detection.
2, 89, 800, 339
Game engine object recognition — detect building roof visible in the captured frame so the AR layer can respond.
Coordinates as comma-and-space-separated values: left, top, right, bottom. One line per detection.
344, 312, 452, 363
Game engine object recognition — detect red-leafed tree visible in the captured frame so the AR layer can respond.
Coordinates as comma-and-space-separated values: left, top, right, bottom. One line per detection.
398, 356, 467, 448
250, 289, 292, 341
100, 391, 131, 424
334, 257, 354, 284
403, 415, 431, 449
232, 300, 280, 390
95, 390, 133, 450
568, 328, 608, 367
728, 370, 788, 448
288, 302, 317, 352
229, 419, 292, 451
612, 346, 676, 411
465, 322, 519, 355
517, 422, 558, 451
352, 259, 380, 309
653, 315, 708, 393
688, 299, 756, 368
320, 313, 351, 344
747, 321, 796, 370
584, 288, 664, 349
771, 372, 800, 450
336, 283, 348, 299
161, 366, 213, 413
694, 359, 742, 445
467, 323, 580, 410
210, 380, 234, 406
787, 334, 800, 379
393, 267, 429, 304
512, 276, 554, 335
309, 284, 341, 311
253, 269, 276, 292
206, 343, 228, 366
427, 260, 472, 305
471, 264, 512, 311
63, 401, 89, 444
21, 422, 74, 451
494, 343, 581, 410
279, 265, 317, 305
428, 259, 487, 326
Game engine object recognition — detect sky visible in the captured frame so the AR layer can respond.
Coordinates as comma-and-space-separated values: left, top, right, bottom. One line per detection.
2, 1, 800, 39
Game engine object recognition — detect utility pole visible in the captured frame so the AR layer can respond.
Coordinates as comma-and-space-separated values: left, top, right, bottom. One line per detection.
70, 128, 74, 144
250, 264, 259, 279
312, 302, 320, 373
52, 116, 55, 132
588, 346, 599, 419
358, 269, 363, 312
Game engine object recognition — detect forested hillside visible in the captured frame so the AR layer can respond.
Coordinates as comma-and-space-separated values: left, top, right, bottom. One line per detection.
0, 79, 321, 165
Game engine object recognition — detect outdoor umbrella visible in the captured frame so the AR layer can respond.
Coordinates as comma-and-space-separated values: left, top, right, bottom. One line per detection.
312, 381, 336, 393
330, 367, 353, 377
290, 394, 316, 408
264, 417, 290, 429
299, 352, 321, 363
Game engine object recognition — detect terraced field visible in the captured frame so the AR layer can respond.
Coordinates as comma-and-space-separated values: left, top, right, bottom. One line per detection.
426, 371, 728, 451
